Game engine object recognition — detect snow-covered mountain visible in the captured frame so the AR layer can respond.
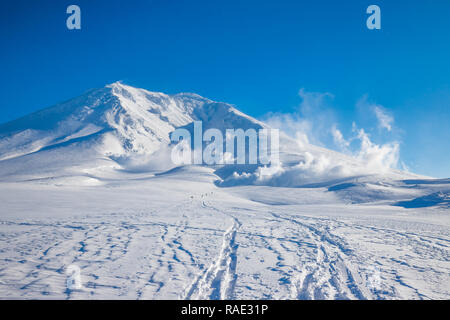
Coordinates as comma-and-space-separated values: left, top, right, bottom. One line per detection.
0, 82, 447, 206
0, 83, 400, 178
0, 82, 266, 181
0, 83, 449, 300
0, 82, 268, 158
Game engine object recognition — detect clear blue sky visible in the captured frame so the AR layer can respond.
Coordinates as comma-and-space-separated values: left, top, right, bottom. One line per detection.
0, 0, 449, 177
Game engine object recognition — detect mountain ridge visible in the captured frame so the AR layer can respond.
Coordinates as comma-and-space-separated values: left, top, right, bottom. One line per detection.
0, 83, 429, 186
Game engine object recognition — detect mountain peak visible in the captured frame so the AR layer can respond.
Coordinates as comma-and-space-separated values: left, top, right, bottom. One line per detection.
0, 83, 423, 189
0, 83, 264, 179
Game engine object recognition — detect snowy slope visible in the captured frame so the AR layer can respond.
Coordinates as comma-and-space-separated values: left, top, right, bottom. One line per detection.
0, 167, 448, 299
0, 82, 447, 204
0, 83, 431, 192
0, 82, 269, 182
0, 83, 448, 300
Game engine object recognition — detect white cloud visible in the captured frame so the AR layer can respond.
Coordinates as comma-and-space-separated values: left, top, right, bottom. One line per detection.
261, 88, 335, 147
218, 130, 400, 187
331, 125, 350, 151
263, 112, 311, 142
355, 127, 399, 171
373, 106, 394, 131
251, 90, 403, 187
298, 88, 334, 115
357, 96, 394, 132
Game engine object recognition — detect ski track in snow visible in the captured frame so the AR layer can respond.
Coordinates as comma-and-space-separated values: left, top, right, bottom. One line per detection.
0, 186, 449, 299
269, 212, 368, 300
182, 200, 241, 300
0, 83, 449, 300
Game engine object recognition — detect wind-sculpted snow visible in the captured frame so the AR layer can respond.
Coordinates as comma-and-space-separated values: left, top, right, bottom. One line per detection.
395, 192, 450, 209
